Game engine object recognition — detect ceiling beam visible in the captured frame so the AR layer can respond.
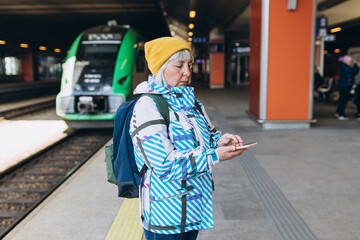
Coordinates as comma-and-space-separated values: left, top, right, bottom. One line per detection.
0, 3, 156, 14
317, 0, 349, 12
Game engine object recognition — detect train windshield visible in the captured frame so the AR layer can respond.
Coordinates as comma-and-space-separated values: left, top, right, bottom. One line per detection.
77, 43, 120, 66
77, 32, 123, 66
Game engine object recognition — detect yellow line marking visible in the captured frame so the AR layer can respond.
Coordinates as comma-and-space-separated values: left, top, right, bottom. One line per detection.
105, 198, 143, 240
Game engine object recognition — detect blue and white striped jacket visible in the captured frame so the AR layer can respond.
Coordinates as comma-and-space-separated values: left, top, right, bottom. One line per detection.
129, 76, 222, 234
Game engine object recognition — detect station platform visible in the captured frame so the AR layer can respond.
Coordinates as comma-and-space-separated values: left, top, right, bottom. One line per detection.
0, 79, 60, 92
0, 94, 62, 174
3, 84, 360, 240
0, 79, 60, 103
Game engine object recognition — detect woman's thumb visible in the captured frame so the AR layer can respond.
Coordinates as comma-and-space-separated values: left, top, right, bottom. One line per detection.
223, 145, 236, 151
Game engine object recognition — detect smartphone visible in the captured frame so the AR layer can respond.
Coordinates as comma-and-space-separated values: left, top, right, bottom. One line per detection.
235, 141, 258, 150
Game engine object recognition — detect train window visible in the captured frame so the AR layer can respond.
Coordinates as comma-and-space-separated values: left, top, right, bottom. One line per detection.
136, 49, 145, 72
39, 55, 63, 80
3, 56, 21, 75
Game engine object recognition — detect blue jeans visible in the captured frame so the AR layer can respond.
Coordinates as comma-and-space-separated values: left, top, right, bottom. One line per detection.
144, 229, 199, 240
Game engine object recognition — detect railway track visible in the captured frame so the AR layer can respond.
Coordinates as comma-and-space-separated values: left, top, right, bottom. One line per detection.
0, 100, 55, 120
0, 129, 112, 238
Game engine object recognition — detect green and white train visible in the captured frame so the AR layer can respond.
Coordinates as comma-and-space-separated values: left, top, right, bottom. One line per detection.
56, 22, 148, 128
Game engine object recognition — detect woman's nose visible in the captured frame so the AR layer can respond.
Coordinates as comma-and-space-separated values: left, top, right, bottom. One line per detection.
183, 65, 191, 76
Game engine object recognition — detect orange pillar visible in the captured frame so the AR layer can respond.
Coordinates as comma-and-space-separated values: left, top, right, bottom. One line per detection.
249, 0, 315, 129
20, 53, 34, 81
209, 28, 225, 88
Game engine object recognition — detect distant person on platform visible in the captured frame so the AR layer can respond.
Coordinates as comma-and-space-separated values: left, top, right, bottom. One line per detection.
354, 80, 360, 120
335, 55, 359, 120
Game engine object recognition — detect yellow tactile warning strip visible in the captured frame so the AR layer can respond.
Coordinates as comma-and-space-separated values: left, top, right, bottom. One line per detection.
105, 198, 144, 240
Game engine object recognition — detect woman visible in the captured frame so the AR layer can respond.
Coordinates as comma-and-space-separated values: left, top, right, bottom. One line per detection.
130, 37, 246, 240
335, 55, 359, 120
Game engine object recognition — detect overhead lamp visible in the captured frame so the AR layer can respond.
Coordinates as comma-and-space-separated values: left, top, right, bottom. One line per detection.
20, 43, 29, 48
188, 32, 193, 37
54, 48, 61, 53
0, 40, 5, 45
39, 46, 47, 51
189, 11, 196, 18
334, 49, 340, 53
188, 37, 193, 42
189, 23, 194, 29
330, 27, 341, 33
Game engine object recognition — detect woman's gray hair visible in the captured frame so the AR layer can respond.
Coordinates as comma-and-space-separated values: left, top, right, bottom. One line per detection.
154, 49, 194, 86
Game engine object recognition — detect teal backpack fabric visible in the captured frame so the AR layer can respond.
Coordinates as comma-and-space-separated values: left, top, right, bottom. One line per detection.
105, 94, 170, 198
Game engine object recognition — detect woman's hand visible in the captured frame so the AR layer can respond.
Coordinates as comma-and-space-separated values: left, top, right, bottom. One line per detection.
217, 133, 243, 148
216, 145, 245, 161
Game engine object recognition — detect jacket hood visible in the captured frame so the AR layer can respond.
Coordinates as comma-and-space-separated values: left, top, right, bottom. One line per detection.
133, 75, 167, 95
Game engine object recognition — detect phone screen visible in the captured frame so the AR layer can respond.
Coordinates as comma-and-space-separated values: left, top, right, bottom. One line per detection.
235, 141, 257, 150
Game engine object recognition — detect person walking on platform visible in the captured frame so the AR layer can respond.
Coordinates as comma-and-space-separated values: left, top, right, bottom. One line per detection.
354, 82, 360, 120
129, 37, 247, 240
335, 55, 359, 120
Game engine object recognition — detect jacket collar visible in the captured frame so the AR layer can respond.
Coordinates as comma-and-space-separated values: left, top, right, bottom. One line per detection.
133, 75, 195, 110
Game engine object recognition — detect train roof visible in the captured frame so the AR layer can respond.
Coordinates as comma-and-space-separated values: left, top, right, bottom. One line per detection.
82, 24, 132, 34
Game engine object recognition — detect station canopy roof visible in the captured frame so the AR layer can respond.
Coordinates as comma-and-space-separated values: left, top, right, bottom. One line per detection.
0, 0, 360, 52
0, 0, 249, 51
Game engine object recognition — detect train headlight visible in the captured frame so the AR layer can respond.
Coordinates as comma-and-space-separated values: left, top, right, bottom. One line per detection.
58, 96, 75, 113
102, 84, 112, 92
108, 95, 125, 113
75, 84, 82, 91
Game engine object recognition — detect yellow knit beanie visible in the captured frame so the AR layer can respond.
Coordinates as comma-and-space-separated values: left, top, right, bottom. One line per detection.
144, 37, 192, 76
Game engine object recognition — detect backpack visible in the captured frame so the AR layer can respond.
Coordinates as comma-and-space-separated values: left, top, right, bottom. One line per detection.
105, 94, 170, 198
105, 93, 203, 198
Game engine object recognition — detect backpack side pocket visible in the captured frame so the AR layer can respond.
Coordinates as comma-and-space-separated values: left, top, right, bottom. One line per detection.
105, 144, 116, 184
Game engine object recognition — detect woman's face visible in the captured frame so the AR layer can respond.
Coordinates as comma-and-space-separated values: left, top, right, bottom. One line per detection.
163, 59, 193, 87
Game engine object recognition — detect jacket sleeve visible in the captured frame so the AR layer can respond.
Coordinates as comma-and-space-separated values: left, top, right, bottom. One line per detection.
352, 64, 359, 75
195, 99, 222, 148
130, 96, 219, 182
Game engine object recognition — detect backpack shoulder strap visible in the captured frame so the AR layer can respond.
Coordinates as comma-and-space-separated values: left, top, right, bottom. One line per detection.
142, 93, 170, 126
194, 99, 204, 116
138, 93, 168, 178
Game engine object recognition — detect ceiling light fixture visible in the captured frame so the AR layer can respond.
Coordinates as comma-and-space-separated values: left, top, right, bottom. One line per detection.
189, 11, 196, 18
330, 27, 341, 33
20, 43, 29, 48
